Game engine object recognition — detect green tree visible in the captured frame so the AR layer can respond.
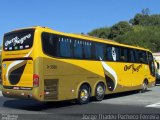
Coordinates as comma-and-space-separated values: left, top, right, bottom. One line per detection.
109, 21, 133, 39
142, 8, 150, 16
130, 8, 160, 26
130, 14, 144, 25
114, 26, 160, 52
88, 27, 110, 39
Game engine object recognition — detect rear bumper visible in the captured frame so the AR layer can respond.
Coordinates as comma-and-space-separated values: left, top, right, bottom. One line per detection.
2, 88, 40, 101
2, 87, 61, 102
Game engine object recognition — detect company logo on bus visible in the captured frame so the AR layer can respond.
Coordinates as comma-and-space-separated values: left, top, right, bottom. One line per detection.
5, 34, 31, 47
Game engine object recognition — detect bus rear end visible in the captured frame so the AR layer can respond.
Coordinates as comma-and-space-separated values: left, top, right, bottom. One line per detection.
1, 28, 40, 100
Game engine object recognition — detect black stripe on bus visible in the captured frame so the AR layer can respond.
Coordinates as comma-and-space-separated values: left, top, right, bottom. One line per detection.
2, 57, 33, 62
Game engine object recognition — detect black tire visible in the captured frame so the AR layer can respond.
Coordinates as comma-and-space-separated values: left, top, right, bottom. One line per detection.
77, 84, 90, 104
141, 81, 148, 93
95, 83, 106, 101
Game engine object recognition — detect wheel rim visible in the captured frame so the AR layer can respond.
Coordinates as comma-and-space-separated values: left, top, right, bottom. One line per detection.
96, 85, 104, 97
80, 89, 89, 101
143, 83, 147, 91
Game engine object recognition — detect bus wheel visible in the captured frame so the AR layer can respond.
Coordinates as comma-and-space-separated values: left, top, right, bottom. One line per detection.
77, 84, 90, 104
141, 81, 148, 93
95, 83, 106, 101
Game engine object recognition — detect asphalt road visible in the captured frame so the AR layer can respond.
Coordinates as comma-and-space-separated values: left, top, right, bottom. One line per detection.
0, 85, 160, 120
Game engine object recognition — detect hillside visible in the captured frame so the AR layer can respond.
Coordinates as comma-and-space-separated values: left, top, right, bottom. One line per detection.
88, 9, 160, 52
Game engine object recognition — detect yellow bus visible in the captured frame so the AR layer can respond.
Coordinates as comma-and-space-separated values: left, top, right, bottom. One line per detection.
1, 26, 156, 104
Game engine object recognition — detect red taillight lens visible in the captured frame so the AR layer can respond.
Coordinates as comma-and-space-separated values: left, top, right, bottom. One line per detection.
33, 74, 39, 87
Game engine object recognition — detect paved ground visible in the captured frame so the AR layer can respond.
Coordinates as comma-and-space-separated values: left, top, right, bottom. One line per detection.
0, 85, 160, 120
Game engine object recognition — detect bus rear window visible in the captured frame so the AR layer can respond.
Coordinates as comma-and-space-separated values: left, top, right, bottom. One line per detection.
3, 29, 35, 51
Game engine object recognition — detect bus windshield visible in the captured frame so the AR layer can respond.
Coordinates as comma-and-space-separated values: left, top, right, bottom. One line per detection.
3, 29, 35, 51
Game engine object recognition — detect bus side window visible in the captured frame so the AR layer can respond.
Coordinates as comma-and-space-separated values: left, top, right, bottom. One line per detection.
143, 51, 147, 64
128, 49, 135, 62
59, 37, 73, 58
134, 50, 139, 63
41, 33, 59, 57
83, 41, 91, 59
105, 45, 119, 62
120, 47, 127, 62
73, 40, 83, 59
106, 45, 112, 61
139, 51, 147, 64
95, 43, 105, 60
115, 47, 120, 61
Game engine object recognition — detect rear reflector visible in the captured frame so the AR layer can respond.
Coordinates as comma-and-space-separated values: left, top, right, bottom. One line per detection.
33, 74, 39, 87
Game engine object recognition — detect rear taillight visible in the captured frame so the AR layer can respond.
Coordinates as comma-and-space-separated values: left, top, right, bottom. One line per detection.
33, 74, 39, 87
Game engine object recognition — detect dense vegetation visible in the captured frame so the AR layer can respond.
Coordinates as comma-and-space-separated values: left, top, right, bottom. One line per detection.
88, 9, 160, 52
